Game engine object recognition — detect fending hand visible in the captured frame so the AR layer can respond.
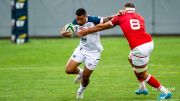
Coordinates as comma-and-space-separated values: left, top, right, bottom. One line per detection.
118, 10, 125, 15
60, 27, 72, 37
77, 28, 88, 37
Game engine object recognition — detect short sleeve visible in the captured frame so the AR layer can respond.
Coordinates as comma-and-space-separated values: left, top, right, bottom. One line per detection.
72, 19, 78, 25
110, 16, 120, 26
88, 16, 102, 25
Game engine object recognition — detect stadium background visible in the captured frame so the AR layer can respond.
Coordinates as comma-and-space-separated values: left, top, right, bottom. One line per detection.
0, 0, 180, 101
0, 0, 180, 37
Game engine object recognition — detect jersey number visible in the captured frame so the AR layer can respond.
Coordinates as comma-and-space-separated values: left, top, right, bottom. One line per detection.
130, 19, 140, 30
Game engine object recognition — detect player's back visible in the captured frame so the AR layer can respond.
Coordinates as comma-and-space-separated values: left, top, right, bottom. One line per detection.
118, 11, 152, 49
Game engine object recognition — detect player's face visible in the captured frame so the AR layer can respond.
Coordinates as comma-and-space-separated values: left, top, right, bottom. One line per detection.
76, 15, 87, 25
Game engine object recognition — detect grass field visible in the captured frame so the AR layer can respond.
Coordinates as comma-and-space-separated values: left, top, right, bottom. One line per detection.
0, 37, 180, 101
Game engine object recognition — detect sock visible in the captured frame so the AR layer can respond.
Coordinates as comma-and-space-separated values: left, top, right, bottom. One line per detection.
139, 81, 147, 90
78, 83, 86, 92
146, 75, 161, 89
78, 67, 83, 76
158, 85, 169, 94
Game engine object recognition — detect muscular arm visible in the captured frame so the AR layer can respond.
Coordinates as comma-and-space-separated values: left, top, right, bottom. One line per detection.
77, 21, 114, 37
102, 16, 114, 23
88, 21, 113, 33
102, 10, 125, 23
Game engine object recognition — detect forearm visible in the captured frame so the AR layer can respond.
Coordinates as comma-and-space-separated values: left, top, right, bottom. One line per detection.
87, 24, 104, 34
87, 22, 113, 34
103, 15, 114, 23
77, 21, 114, 37
102, 10, 125, 23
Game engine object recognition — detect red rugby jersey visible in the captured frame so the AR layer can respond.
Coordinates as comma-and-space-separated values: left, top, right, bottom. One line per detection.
110, 10, 152, 49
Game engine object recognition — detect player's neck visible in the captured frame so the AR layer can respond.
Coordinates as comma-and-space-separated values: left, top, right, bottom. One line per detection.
85, 17, 88, 24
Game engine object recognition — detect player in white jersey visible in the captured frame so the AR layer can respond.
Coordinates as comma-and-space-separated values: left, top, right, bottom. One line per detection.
61, 8, 114, 99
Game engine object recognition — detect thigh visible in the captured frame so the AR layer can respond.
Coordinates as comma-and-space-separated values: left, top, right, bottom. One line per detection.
84, 52, 101, 70
137, 41, 154, 56
66, 48, 85, 70
129, 48, 149, 66
129, 42, 154, 66
70, 48, 85, 63
66, 59, 81, 70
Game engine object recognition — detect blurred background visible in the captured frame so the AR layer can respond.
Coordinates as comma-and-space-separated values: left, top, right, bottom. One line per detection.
0, 0, 180, 39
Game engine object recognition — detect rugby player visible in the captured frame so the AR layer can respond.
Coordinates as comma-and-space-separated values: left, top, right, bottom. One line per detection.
77, 3, 172, 100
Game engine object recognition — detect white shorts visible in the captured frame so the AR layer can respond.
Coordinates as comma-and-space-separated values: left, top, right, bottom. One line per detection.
129, 41, 154, 66
70, 47, 101, 70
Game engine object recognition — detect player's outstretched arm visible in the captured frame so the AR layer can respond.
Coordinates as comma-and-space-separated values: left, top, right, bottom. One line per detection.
103, 16, 114, 23
77, 21, 113, 37
102, 10, 125, 23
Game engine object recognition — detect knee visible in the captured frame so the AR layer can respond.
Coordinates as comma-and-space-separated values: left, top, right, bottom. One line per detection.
136, 73, 143, 79
136, 72, 148, 80
65, 66, 75, 74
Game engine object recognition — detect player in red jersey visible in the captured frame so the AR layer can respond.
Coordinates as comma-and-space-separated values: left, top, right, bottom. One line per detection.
77, 3, 172, 100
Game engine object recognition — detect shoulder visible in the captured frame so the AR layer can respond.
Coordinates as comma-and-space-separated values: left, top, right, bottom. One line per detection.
88, 16, 101, 20
72, 19, 78, 25
134, 12, 144, 19
87, 16, 102, 25
111, 15, 121, 21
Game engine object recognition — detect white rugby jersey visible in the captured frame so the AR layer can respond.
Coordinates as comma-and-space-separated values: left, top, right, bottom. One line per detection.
73, 16, 103, 52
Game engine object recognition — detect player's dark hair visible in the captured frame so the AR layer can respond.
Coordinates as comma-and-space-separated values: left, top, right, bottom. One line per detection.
124, 2, 135, 8
76, 8, 86, 16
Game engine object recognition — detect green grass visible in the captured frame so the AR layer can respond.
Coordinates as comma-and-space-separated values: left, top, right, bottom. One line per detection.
0, 37, 180, 101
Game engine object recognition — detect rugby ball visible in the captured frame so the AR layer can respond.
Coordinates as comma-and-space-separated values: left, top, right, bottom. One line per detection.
64, 23, 76, 37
